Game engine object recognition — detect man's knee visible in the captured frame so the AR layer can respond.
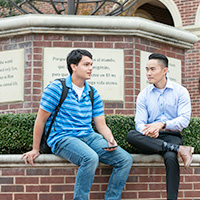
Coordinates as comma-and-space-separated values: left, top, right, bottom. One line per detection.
84, 152, 99, 168
126, 130, 140, 144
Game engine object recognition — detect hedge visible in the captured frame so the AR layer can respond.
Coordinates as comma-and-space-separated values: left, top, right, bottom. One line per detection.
0, 113, 199, 154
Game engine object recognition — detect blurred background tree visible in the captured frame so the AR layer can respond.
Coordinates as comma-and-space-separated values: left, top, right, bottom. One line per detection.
0, 0, 21, 17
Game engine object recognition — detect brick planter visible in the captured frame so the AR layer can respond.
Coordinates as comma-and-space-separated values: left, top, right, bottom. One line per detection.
0, 154, 199, 200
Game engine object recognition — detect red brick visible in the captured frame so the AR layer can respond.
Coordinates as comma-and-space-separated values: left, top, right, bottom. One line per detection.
67, 35, 83, 41
53, 41, 72, 47
150, 167, 166, 174
179, 183, 193, 190
51, 184, 74, 192
9, 104, 23, 109
33, 68, 42, 74
126, 183, 148, 190
115, 43, 133, 49
15, 177, 39, 184
139, 175, 162, 182
194, 183, 200, 189
185, 190, 200, 197
33, 41, 51, 47
41, 177, 64, 184
52, 168, 75, 175
115, 109, 135, 115
149, 183, 166, 190
34, 47, 42, 53
91, 184, 100, 191
85, 36, 103, 41
194, 167, 200, 174
33, 74, 42, 81
93, 176, 110, 183
125, 56, 133, 62
44, 35, 63, 40
33, 81, 42, 87
90, 192, 104, 199
2, 169, 25, 176
185, 176, 200, 182
94, 42, 113, 48
33, 61, 43, 67
33, 54, 42, 60
65, 177, 76, 183
33, 34, 43, 40
74, 42, 93, 48
26, 168, 50, 176
14, 194, 37, 200
65, 193, 74, 200
0, 105, 8, 110
0, 194, 12, 200
105, 36, 123, 41
26, 185, 49, 192
139, 191, 161, 198
0, 177, 13, 184
40, 194, 63, 200
1, 185, 24, 192
121, 191, 137, 199
126, 176, 138, 183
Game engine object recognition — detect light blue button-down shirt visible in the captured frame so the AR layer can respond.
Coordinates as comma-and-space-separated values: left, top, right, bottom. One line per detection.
135, 78, 191, 134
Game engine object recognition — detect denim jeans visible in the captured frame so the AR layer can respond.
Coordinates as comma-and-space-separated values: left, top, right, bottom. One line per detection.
54, 132, 133, 200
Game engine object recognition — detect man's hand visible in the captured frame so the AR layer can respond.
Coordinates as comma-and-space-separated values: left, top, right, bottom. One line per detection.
21, 149, 40, 166
103, 137, 118, 151
143, 122, 164, 138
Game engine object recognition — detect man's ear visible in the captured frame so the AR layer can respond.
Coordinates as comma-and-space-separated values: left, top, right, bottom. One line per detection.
71, 64, 77, 73
164, 67, 168, 75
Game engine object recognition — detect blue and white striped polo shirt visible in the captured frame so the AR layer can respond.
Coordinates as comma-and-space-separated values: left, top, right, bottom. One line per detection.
40, 75, 104, 153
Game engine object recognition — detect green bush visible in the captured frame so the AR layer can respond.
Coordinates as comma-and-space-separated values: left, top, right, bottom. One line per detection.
0, 113, 36, 154
0, 113, 199, 154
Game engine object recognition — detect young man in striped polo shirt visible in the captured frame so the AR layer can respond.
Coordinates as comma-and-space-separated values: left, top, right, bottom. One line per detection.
22, 49, 133, 200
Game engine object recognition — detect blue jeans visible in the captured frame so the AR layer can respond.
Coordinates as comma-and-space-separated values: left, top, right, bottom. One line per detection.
54, 132, 133, 200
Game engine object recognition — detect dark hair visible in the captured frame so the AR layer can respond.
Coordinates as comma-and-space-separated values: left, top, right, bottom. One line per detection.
149, 53, 168, 68
67, 49, 93, 75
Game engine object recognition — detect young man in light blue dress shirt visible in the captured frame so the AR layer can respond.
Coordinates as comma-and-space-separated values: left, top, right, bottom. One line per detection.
126, 53, 194, 200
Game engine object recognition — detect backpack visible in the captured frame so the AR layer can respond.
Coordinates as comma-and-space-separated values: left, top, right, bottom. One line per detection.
40, 78, 94, 154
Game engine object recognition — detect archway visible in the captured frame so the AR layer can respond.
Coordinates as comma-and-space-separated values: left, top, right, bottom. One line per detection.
126, 0, 182, 27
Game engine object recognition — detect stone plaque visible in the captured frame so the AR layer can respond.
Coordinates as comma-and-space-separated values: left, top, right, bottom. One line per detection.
0, 49, 24, 103
43, 48, 124, 101
140, 51, 182, 90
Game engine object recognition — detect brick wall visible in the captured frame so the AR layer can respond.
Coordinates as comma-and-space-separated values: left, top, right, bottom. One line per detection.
1, 1, 200, 116
0, 33, 187, 115
0, 154, 199, 200
173, 0, 200, 117
174, 0, 200, 26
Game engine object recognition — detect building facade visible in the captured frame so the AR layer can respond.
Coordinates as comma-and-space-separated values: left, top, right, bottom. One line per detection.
0, 0, 200, 117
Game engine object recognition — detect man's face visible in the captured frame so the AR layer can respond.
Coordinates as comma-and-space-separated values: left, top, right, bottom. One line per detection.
72, 55, 93, 80
146, 59, 168, 86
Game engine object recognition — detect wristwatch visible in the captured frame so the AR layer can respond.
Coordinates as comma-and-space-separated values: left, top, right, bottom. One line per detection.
161, 121, 166, 129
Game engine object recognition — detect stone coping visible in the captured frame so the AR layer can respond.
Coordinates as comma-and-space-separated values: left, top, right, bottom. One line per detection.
0, 154, 199, 168
0, 14, 198, 48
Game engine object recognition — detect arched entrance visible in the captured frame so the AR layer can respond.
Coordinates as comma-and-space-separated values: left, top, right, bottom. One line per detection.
125, 0, 182, 27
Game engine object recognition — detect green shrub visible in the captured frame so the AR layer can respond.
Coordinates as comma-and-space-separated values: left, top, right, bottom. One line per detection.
0, 113, 36, 154
0, 113, 199, 154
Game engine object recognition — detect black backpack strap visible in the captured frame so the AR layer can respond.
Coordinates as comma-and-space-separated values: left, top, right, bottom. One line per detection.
46, 78, 69, 135
89, 85, 94, 107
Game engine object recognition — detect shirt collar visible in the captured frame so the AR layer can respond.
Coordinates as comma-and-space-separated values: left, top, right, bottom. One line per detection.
65, 75, 91, 92
149, 77, 173, 92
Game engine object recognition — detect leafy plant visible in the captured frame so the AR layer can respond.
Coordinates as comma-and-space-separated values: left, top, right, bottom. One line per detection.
0, 113, 199, 154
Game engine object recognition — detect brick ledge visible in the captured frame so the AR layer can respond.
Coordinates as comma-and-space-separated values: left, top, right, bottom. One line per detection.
0, 154, 199, 168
